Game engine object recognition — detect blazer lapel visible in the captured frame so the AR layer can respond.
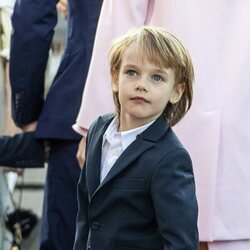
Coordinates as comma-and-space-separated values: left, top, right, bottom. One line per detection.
93, 115, 169, 196
86, 115, 114, 197
98, 138, 155, 190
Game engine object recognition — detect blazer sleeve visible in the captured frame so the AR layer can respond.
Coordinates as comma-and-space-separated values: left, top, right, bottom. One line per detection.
151, 149, 199, 250
73, 167, 89, 250
0, 132, 45, 168
9, 0, 59, 127
73, 128, 93, 249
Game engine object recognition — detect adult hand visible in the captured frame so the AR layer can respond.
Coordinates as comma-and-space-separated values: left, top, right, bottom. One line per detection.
76, 137, 86, 169
4, 167, 24, 175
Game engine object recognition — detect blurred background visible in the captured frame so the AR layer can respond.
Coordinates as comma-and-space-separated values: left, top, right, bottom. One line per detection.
0, 10, 67, 250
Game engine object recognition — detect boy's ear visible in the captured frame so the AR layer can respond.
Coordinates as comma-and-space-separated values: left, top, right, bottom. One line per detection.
112, 81, 119, 92
170, 83, 185, 104
111, 68, 119, 92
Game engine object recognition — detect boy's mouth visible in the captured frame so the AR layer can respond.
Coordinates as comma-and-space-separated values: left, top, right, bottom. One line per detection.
130, 96, 150, 103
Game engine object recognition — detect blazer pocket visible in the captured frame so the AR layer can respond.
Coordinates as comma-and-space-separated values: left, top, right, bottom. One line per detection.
115, 230, 163, 250
112, 178, 146, 191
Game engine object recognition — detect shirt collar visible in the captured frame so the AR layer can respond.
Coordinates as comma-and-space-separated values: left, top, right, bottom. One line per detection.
103, 116, 155, 151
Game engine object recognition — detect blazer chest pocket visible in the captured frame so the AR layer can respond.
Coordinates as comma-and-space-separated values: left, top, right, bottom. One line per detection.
112, 178, 146, 191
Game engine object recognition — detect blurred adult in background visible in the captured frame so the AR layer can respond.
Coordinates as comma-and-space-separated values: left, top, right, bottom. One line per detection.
74, 1, 250, 250
1, 2, 22, 249
9, 0, 103, 249
0, 0, 20, 136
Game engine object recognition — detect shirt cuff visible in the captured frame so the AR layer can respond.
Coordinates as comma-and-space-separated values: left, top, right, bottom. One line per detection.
72, 123, 88, 137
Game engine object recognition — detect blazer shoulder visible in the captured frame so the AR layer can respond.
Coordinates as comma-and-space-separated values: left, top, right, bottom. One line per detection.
100, 112, 116, 122
157, 128, 193, 167
166, 128, 188, 152
87, 113, 115, 137
93, 113, 115, 127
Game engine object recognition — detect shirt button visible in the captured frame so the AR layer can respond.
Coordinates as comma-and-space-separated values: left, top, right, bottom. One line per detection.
91, 222, 101, 230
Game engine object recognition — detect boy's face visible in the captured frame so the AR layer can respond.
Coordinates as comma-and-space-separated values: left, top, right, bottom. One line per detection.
113, 43, 184, 131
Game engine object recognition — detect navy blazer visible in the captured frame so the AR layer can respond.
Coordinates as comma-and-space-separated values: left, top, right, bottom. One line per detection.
10, 0, 103, 140
74, 114, 199, 250
0, 132, 45, 168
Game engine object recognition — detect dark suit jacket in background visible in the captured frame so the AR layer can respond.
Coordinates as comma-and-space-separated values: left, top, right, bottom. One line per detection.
10, 0, 103, 140
74, 114, 199, 250
0, 132, 45, 168
9, 1, 103, 249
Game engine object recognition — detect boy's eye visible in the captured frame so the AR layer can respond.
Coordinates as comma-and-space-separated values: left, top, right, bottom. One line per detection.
152, 74, 163, 82
126, 70, 137, 77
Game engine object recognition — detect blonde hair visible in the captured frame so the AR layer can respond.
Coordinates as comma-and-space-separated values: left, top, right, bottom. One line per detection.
109, 26, 194, 126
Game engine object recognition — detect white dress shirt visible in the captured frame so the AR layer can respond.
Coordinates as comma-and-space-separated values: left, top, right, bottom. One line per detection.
100, 116, 155, 182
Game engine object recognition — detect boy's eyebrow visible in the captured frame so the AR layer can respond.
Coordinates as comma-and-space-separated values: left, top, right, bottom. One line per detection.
123, 64, 138, 68
123, 64, 169, 75
152, 67, 169, 75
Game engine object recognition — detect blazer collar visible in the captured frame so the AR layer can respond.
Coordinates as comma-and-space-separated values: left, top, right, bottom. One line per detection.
87, 114, 169, 199
138, 115, 169, 142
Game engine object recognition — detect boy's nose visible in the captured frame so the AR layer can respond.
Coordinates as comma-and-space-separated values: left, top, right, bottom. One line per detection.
135, 79, 148, 91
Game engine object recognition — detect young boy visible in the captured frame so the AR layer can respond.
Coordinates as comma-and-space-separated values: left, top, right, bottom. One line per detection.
74, 26, 198, 250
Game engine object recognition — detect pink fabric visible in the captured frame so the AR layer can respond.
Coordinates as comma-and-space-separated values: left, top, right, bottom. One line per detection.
74, 0, 250, 241
208, 240, 250, 250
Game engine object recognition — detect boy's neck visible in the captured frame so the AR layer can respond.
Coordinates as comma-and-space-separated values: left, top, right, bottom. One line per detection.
118, 114, 158, 132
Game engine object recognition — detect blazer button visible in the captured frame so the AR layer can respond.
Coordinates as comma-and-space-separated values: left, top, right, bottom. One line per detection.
91, 222, 100, 230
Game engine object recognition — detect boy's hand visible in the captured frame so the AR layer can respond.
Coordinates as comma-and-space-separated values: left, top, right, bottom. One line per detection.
57, 0, 68, 19
76, 137, 86, 169
22, 121, 37, 132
